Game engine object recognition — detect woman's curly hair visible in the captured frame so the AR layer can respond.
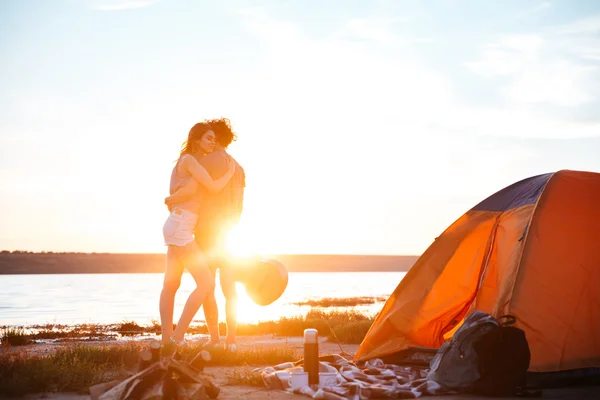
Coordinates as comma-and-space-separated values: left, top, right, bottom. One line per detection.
207, 117, 237, 148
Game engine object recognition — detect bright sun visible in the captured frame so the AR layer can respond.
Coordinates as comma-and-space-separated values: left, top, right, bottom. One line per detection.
225, 223, 259, 257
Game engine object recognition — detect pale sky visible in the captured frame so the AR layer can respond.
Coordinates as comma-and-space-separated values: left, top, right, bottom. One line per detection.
1, 0, 599, 255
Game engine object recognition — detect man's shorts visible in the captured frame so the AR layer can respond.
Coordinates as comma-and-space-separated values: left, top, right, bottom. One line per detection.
194, 222, 226, 270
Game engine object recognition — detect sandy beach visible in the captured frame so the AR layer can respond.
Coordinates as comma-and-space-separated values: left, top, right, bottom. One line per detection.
4, 336, 600, 400
17, 377, 600, 400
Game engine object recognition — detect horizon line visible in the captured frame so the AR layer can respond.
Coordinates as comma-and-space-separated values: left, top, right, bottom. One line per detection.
2, 250, 421, 257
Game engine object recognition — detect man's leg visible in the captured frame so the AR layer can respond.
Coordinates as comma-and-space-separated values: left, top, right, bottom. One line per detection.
196, 226, 221, 345
214, 223, 238, 349
220, 263, 238, 348
202, 263, 221, 345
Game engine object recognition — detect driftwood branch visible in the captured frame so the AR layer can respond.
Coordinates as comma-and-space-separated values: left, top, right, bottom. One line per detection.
93, 342, 220, 400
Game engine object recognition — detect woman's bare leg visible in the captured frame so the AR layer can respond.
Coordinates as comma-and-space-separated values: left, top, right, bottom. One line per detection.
172, 242, 214, 342
159, 246, 184, 343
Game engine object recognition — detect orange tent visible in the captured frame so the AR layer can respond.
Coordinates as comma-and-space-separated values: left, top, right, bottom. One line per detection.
355, 170, 600, 373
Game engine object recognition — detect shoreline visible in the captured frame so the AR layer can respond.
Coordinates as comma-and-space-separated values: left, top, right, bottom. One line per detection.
0, 253, 418, 274
1, 309, 375, 350
1, 333, 358, 358
1, 297, 385, 330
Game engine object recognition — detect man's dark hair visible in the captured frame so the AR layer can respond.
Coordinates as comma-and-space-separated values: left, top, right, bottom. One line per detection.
208, 118, 237, 148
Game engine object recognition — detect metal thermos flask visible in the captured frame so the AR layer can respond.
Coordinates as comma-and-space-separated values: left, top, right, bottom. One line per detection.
303, 328, 319, 386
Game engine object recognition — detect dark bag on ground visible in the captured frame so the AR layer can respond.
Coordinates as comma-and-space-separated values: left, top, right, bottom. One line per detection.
471, 319, 533, 396
427, 311, 539, 397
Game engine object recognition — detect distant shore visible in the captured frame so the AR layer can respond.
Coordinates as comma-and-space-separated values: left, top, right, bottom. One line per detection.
0, 252, 418, 274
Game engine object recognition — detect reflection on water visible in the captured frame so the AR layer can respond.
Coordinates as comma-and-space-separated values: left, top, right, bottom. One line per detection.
0, 272, 406, 326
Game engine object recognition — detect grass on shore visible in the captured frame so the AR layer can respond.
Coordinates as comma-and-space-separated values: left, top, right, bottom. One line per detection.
0, 341, 299, 397
185, 308, 376, 343
0, 310, 371, 397
0, 342, 141, 397
8, 309, 376, 345
292, 296, 386, 307
2, 320, 162, 342
279, 309, 374, 344
227, 364, 266, 387
30, 323, 116, 341
1, 327, 31, 346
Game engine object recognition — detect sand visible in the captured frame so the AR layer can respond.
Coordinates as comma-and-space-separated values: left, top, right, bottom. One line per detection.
6, 337, 600, 400
18, 377, 600, 400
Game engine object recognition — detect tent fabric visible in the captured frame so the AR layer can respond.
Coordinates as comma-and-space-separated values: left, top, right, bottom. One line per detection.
354, 170, 600, 373
471, 173, 552, 211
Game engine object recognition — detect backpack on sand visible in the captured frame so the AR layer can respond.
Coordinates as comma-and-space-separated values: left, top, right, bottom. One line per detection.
427, 310, 539, 397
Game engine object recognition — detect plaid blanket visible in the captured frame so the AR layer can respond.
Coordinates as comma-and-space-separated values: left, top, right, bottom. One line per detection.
254, 354, 455, 399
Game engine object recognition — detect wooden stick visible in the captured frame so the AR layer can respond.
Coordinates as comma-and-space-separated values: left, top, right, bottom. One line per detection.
177, 383, 208, 400
190, 350, 211, 372
149, 339, 161, 362
99, 363, 163, 400
139, 349, 153, 372
164, 358, 220, 399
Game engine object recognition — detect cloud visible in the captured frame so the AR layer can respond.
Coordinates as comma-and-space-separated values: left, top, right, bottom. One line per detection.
509, 1, 552, 24
443, 105, 600, 139
342, 15, 434, 45
556, 16, 600, 34
233, 7, 450, 115
91, 0, 160, 11
465, 14, 600, 109
233, 7, 600, 144
465, 35, 596, 107
503, 61, 596, 106
465, 34, 544, 76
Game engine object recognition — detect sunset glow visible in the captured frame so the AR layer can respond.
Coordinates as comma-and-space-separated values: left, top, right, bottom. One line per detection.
1, 1, 599, 255
224, 223, 260, 258
3, 4, 600, 397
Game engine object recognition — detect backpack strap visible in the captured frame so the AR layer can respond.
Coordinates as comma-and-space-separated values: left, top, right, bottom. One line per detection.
497, 315, 517, 326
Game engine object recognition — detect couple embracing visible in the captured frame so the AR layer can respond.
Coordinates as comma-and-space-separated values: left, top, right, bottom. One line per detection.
160, 118, 245, 351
